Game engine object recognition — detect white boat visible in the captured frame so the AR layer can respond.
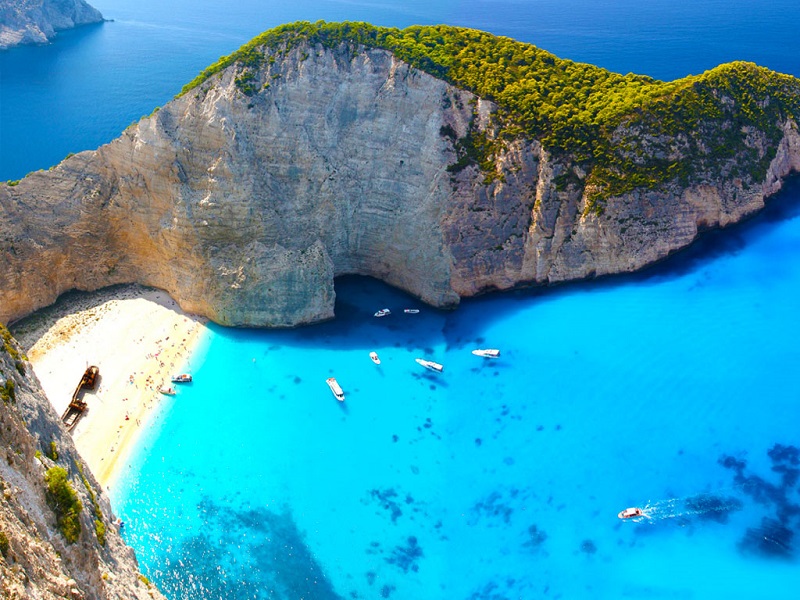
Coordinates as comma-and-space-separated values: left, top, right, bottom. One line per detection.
415, 358, 443, 373
374, 308, 391, 317
171, 373, 193, 383
158, 386, 176, 396
617, 507, 646, 520
403, 309, 420, 314
369, 351, 381, 365
326, 377, 345, 401
471, 348, 501, 359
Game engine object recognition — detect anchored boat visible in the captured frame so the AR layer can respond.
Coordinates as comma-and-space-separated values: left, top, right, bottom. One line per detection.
403, 309, 419, 314
415, 358, 443, 373
171, 373, 193, 383
374, 308, 391, 317
369, 351, 381, 365
326, 377, 345, 401
158, 386, 177, 396
471, 348, 501, 359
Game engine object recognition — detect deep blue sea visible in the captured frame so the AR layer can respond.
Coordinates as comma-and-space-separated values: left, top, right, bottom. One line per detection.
4, 1, 800, 598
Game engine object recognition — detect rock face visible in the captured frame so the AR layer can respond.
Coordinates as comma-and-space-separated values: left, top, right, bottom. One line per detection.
0, 0, 103, 50
1, 40, 799, 326
0, 328, 163, 599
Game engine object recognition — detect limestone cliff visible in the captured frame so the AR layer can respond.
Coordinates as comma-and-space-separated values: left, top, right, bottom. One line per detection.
1, 24, 799, 327
0, 327, 163, 599
0, 0, 103, 50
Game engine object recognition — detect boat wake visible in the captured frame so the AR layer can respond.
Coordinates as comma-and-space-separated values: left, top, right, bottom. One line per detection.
621, 491, 744, 523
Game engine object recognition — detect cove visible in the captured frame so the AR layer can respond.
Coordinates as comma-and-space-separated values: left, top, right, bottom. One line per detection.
111, 177, 800, 599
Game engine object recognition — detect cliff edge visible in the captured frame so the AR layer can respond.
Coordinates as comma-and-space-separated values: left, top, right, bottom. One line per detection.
1, 23, 799, 326
0, 325, 162, 599
0, 0, 103, 50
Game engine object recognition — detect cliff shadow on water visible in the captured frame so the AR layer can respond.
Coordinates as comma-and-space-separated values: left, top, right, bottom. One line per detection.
450, 171, 800, 333
13, 171, 800, 354
209, 275, 455, 353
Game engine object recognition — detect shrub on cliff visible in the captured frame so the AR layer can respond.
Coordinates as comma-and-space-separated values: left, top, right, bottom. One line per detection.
44, 466, 82, 544
178, 21, 800, 209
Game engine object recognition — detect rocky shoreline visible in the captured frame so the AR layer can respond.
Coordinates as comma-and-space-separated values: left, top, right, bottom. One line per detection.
0, 0, 104, 50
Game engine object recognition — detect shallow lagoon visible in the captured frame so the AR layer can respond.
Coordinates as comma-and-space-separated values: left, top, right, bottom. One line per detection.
112, 179, 800, 599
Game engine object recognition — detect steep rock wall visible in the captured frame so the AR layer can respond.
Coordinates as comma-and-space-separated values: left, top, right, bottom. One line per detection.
1, 42, 799, 326
0, 329, 162, 599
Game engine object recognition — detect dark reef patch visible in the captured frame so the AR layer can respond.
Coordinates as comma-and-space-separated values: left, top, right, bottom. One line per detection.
522, 524, 548, 551
470, 490, 514, 526
385, 536, 423, 573
740, 518, 794, 558
150, 497, 342, 599
719, 443, 800, 558
368, 488, 404, 523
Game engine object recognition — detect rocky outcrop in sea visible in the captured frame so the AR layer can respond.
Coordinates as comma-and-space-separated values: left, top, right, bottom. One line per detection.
0, 0, 103, 50
1, 29, 799, 327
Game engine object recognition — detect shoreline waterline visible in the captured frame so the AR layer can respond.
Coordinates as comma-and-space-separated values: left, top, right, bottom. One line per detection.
11, 284, 209, 490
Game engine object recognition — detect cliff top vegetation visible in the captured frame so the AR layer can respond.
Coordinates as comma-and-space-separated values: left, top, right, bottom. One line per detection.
178, 21, 800, 209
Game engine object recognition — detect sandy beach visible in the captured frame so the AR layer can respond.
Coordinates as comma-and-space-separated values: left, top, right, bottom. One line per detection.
12, 285, 208, 490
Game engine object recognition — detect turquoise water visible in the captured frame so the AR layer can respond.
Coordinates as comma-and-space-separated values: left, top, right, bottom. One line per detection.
112, 178, 800, 598
4, 0, 800, 597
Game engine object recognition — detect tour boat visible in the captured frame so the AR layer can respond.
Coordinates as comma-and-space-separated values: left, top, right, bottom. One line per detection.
171, 373, 193, 383
158, 386, 177, 396
374, 308, 391, 317
471, 348, 501, 359
403, 309, 420, 314
369, 351, 381, 365
326, 377, 345, 401
617, 507, 645, 520
415, 358, 444, 373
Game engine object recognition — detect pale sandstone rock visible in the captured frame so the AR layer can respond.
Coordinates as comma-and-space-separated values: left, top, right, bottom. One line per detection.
1, 41, 799, 326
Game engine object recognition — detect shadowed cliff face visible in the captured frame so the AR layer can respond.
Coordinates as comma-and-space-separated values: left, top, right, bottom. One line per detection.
1, 41, 799, 327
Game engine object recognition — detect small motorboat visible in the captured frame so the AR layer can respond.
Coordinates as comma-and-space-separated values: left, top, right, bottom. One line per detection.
326, 377, 345, 401
415, 358, 444, 373
471, 348, 501, 359
617, 507, 645, 520
369, 351, 381, 365
403, 309, 420, 314
374, 308, 391, 317
171, 373, 193, 383
158, 386, 177, 396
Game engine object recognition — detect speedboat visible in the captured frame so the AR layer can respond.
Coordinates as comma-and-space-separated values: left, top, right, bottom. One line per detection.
171, 373, 193, 383
471, 348, 501, 359
369, 351, 381, 365
326, 377, 345, 401
158, 386, 176, 396
403, 309, 420, 314
415, 358, 443, 373
617, 507, 645, 520
374, 308, 391, 317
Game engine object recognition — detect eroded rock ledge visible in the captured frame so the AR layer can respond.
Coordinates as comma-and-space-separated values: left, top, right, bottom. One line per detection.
1, 39, 799, 327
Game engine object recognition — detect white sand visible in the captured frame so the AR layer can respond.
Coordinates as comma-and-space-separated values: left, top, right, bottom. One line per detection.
13, 285, 208, 489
